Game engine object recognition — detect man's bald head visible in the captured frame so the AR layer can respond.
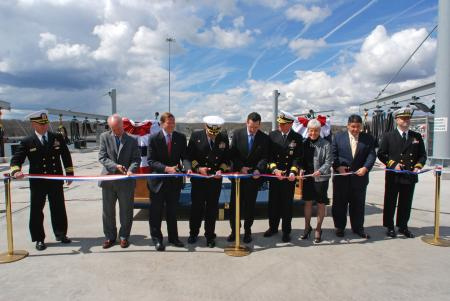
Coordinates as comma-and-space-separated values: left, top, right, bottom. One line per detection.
108, 114, 124, 136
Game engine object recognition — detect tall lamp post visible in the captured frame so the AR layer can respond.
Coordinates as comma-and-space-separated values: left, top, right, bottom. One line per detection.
166, 37, 175, 113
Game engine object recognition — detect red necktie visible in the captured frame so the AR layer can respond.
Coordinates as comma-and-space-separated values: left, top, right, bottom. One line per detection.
167, 134, 172, 156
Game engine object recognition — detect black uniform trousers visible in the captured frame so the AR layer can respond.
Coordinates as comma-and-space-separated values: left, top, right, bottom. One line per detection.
229, 178, 260, 233
383, 176, 415, 229
149, 179, 181, 241
332, 175, 367, 232
268, 179, 295, 234
29, 179, 67, 242
189, 178, 222, 239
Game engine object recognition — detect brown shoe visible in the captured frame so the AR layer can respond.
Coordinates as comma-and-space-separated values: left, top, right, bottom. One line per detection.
102, 239, 116, 249
120, 239, 130, 248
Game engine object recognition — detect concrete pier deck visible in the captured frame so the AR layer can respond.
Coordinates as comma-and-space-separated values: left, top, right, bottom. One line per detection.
1, 147, 449, 301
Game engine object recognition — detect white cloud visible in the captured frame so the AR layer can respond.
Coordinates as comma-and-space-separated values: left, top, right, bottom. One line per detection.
243, 0, 287, 9
38, 32, 90, 62
38, 32, 57, 48
47, 43, 90, 61
128, 26, 168, 58
91, 21, 131, 60
352, 25, 436, 83
211, 26, 254, 49
0, 60, 10, 72
289, 38, 326, 59
233, 16, 245, 28
285, 4, 331, 25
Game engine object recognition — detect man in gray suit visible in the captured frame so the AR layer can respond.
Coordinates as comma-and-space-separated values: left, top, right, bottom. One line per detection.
99, 114, 141, 249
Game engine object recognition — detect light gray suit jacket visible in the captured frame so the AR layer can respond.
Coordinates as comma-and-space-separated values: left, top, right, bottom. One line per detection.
98, 131, 141, 188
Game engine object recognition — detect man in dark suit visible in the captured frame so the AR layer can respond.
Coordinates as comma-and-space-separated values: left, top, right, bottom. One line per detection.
10, 110, 74, 251
332, 114, 376, 239
184, 116, 230, 248
228, 112, 269, 243
377, 107, 427, 238
264, 110, 303, 242
147, 112, 187, 251
98, 114, 141, 249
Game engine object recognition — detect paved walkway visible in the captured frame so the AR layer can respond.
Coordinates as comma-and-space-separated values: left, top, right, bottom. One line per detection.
1, 148, 449, 301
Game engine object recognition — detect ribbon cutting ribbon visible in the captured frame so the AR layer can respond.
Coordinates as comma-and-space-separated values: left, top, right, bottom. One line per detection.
3, 168, 434, 182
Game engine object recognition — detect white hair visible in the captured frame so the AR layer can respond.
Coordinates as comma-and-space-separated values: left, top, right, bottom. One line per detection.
107, 113, 122, 125
307, 119, 321, 129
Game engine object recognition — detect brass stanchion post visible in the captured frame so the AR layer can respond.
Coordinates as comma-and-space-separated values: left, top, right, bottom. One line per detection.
0, 174, 28, 263
422, 168, 450, 247
225, 178, 250, 257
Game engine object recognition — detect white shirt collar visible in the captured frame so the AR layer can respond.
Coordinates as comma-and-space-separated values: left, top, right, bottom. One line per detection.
348, 131, 358, 141
35, 131, 48, 143
162, 128, 170, 137
397, 127, 409, 137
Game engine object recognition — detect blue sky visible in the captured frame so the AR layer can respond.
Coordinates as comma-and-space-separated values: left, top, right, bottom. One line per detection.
0, 0, 438, 124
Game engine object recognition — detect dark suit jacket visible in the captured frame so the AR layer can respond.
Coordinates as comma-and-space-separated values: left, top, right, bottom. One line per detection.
147, 130, 187, 193
332, 131, 376, 186
377, 129, 426, 184
183, 130, 230, 182
10, 131, 73, 184
268, 129, 303, 175
98, 131, 141, 187
230, 127, 269, 173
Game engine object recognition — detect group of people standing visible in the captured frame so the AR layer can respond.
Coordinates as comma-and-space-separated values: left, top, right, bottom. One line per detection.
10, 106, 426, 252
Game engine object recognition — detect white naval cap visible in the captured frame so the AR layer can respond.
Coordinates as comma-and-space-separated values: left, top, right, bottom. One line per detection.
393, 107, 413, 119
277, 110, 295, 124
203, 115, 225, 135
24, 110, 50, 124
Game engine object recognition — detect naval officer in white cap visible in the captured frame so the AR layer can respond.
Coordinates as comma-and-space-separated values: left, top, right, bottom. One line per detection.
184, 116, 230, 248
10, 110, 74, 251
264, 110, 303, 242
377, 107, 427, 238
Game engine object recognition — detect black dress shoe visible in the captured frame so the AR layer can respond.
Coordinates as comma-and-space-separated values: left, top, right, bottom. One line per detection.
153, 239, 165, 251
206, 239, 216, 248
187, 235, 198, 244
282, 233, 291, 242
335, 229, 345, 237
263, 228, 278, 237
56, 236, 72, 244
243, 231, 252, 243
399, 228, 415, 238
227, 233, 235, 242
35, 241, 47, 251
386, 228, 397, 238
354, 230, 371, 239
169, 239, 185, 248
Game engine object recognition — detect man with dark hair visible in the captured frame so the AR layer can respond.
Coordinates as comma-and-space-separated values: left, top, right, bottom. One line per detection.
332, 114, 376, 239
147, 112, 187, 251
184, 116, 230, 248
10, 110, 74, 251
228, 112, 269, 243
377, 107, 426, 238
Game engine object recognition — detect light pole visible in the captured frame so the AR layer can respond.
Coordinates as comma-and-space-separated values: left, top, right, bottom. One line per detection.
166, 37, 175, 113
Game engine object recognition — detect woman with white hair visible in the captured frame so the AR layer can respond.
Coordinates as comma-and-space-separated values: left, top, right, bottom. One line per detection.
300, 119, 332, 243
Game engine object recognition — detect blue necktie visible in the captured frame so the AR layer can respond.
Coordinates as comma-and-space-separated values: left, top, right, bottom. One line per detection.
115, 136, 120, 148
248, 134, 254, 152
